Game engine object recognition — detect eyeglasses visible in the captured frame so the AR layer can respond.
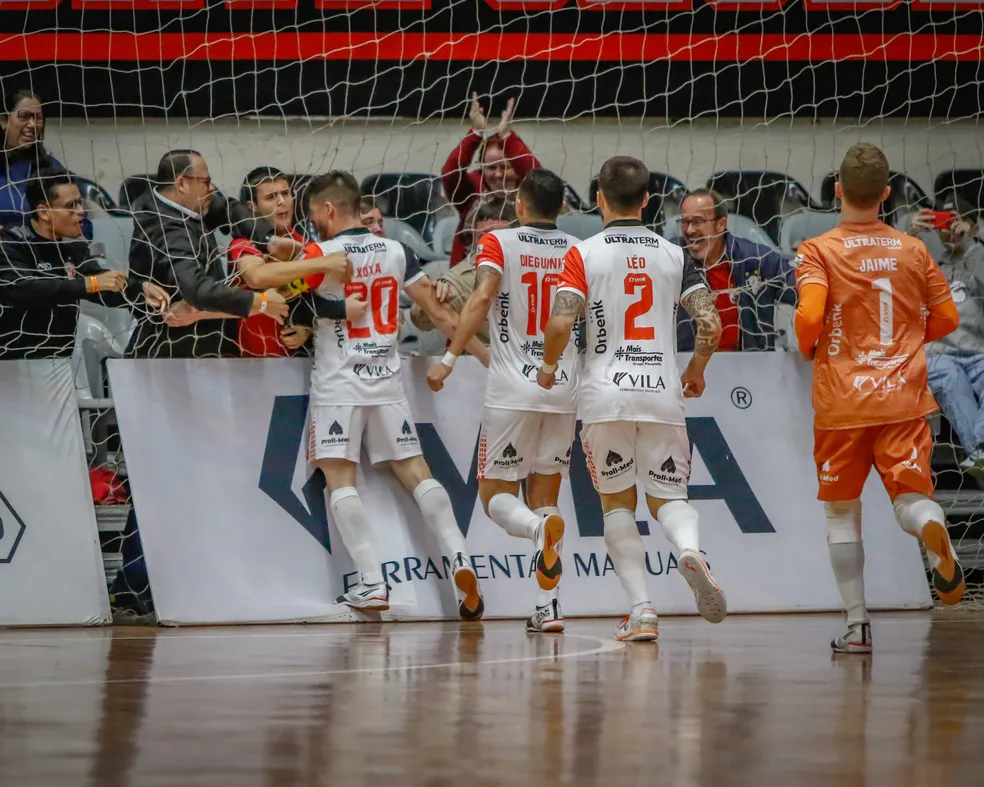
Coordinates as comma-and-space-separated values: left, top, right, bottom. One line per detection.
680, 216, 717, 228
49, 199, 85, 212
14, 110, 44, 124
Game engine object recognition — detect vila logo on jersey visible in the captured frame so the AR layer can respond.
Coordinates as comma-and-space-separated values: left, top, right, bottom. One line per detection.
493, 442, 522, 469
820, 460, 839, 483
601, 450, 634, 478
321, 420, 348, 446
853, 373, 906, 394
0, 488, 27, 564
650, 455, 682, 485
613, 345, 663, 367
397, 420, 419, 446
612, 372, 666, 392
522, 364, 537, 378
353, 363, 397, 379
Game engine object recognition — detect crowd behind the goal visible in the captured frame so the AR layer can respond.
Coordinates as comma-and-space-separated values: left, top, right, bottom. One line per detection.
1, 87, 982, 624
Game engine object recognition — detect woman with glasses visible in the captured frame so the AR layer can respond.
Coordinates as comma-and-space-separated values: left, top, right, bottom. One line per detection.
0, 88, 73, 228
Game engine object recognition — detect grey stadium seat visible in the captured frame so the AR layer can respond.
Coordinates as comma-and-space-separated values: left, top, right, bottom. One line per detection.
779, 211, 840, 258
382, 217, 442, 262
557, 212, 604, 240
431, 215, 458, 258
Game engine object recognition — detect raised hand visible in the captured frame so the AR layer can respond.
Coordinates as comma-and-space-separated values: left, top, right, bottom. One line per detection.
469, 91, 487, 132
497, 96, 517, 138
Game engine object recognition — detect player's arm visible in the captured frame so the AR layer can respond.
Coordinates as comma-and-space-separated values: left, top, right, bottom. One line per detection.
679, 286, 721, 398
240, 251, 352, 291
792, 241, 828, 360
540, 247, 586, 389
923, 249, 960, 342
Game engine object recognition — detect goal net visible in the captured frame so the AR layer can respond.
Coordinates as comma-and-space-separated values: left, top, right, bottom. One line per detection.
1, 0, 982, 614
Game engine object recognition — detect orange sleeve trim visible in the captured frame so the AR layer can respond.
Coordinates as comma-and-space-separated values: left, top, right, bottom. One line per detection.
925, 297, 959, 343
795, 282, 827, 356
475, 232, 505, 270
558, 246, 587, 297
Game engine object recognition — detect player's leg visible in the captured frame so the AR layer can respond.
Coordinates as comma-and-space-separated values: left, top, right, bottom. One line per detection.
641, 423, 726, 624
814, 426, 874, 653
370, 402, 483, 620
876, 418, 966, 606
310, 406, 388, 610
477, 409, 564, 592
582, 421, 658, 642
523, 412, 578, 633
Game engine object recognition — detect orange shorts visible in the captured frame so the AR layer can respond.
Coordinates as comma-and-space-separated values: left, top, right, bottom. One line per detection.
813, 418, 934, 502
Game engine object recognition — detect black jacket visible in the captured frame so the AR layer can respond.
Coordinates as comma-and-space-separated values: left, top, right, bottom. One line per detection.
0, 224, 125, 359
125, 190, 273, 358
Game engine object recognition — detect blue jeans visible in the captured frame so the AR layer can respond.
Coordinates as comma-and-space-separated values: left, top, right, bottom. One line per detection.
927, 353, 984, 453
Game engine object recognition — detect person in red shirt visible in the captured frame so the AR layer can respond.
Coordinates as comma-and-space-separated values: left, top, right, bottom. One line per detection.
228, 167, 363, 357
441, 93, 540, 266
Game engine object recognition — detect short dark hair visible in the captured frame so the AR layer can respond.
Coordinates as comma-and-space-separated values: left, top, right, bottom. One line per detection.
26, 166, 74, 213
839, 143, 890, 209
518, 169, 565, 220
155, 149, 202, 187
597, 156, 650, 213
243, 166, 288, 202
359, 195, 378, 214
471, 197, 517, 229
307, 171, 361, 215
4, 87, 41, 117
682, 188, 728, 221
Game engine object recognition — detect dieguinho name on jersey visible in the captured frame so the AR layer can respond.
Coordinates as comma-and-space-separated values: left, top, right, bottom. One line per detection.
519, 255, 564, 270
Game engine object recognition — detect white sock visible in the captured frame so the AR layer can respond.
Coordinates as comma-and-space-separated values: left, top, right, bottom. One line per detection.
893, 492, 946, 539
414, 479, 468, 558
488, 493, 540, 541
533, 507, 562, 606
329, 487, 383, 586
604, 508, 651, 607
825, 500, 868, 626
657, 500, 700, 555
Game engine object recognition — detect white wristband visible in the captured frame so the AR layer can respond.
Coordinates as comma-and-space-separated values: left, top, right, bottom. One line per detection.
442, 351, 458, 369
540, 361, 557, 374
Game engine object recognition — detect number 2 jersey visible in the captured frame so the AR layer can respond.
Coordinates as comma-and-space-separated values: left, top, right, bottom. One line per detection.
556, 220, 706, 426
475, 224, 580, 413
307, 228, 425, 407
795, 220, 952, 430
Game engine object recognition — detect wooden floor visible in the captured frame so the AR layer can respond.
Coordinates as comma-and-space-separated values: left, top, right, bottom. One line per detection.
0, 612, 982, 786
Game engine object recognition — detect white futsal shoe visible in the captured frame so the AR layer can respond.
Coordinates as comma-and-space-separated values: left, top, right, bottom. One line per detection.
337, 580, 390, 611
831, 621, 872, 654
526, 598, 565, 633
678, 550, 728, 624
615, 607, 659, 642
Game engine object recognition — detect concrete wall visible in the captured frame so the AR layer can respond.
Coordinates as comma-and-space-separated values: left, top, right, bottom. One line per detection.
42, 117, 984, 205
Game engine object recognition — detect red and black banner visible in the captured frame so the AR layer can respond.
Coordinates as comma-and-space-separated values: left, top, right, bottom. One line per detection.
1, 0, 982, 118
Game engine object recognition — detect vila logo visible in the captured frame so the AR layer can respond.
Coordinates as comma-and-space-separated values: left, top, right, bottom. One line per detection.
613, 372, 665, 390
328, 421, 344, 436
522, 364, 537, 378
661, 456, 676, 474
606, 450, 623, 467
503, 443, 518, 458
402, 420, 413, 435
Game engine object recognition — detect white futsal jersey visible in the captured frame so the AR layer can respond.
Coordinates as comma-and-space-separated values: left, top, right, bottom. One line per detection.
475, 224, 580, 413
556, 220, 707, 425
308, 228, 426, 406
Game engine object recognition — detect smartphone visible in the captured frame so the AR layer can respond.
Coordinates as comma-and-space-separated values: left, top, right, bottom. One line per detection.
930, 211, 955, 230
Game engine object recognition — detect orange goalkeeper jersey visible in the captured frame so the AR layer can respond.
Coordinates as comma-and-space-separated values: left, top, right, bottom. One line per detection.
795, 220, 952, 430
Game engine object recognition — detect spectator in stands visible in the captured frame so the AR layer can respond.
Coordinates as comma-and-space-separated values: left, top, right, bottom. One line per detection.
0, 88, 83, 233
910, 195, 984, 475
0, 167, 168, 359
125, 149, 295, 358
228, 166, 358, 357
441, 93, 539, 266
674, 188, 796, 351
361, 195, 385, 237
409, 198, 516, 346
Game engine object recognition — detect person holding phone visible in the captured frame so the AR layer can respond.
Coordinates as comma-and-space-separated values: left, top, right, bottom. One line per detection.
910, 194, 984, 476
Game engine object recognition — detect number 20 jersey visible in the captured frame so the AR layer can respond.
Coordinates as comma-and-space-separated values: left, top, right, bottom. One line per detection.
556, 221, 706, 426
475, 225, 580, 413
309, 228, 426, 407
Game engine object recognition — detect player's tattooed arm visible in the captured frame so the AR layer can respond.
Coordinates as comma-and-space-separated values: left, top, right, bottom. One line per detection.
539, 291, 583, 390
552, 290, 585, 318
681, 287, 722, 357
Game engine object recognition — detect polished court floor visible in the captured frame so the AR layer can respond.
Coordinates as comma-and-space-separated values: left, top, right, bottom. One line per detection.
0, 612, 981, 786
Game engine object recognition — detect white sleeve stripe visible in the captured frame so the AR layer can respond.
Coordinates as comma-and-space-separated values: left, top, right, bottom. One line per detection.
476, 260, 503, 272
404, 271, 427, 289
557, 285, 587, 298
680, 282, 707, 300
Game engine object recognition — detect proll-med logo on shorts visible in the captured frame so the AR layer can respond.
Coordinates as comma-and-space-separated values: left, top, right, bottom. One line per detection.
649, 454, 683, 485
602, 449, 633, 478
397, 419, 419, 445
494, 442, 521, 469
819, 460, 839, 483
321, 420, 348, 447
553, 445, 572, 467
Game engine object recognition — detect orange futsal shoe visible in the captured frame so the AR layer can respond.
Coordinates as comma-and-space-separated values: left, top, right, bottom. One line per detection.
920, 521, 966, 605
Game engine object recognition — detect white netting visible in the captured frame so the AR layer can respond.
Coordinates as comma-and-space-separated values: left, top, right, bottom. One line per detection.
1, 1, 983, 614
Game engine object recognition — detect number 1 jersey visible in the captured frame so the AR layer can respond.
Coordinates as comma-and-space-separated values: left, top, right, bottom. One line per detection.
309, 228, 426, 406
795, 220, 952, 430
557, 221, 705, 426
475, 225, 580, 413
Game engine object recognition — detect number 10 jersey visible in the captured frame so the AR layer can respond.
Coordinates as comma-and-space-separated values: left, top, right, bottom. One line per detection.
475, 224, 580, 414
556, 221, 706, 426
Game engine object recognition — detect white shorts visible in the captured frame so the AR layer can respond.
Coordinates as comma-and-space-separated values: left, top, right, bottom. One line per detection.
309, 401, 422, 465
477, 408, 577, 482
580, 421, 691, 499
